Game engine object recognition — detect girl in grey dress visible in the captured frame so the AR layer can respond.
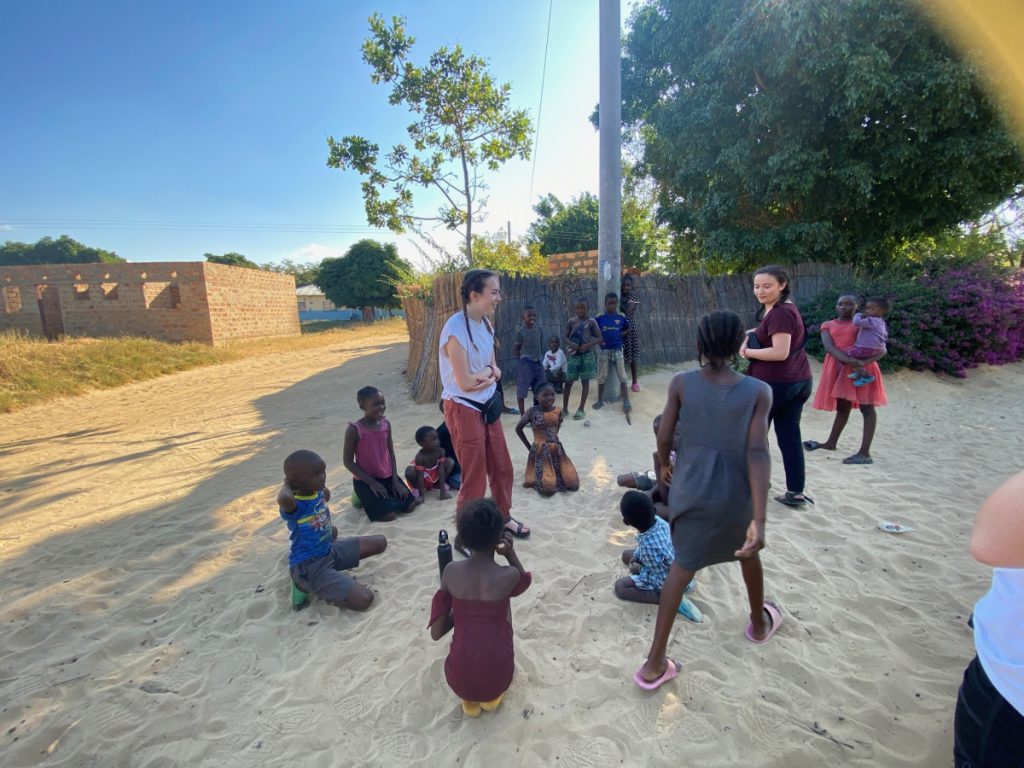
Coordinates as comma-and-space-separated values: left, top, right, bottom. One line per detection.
634, 310, 783, 691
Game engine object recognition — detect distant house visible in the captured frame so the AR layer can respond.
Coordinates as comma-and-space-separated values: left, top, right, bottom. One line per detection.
295, 285, 360, 321
296, 284, 337, 312
294, 285, 405, 322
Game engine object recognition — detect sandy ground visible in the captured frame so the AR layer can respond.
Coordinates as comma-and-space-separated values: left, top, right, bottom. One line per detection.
1, 326, 1021, 768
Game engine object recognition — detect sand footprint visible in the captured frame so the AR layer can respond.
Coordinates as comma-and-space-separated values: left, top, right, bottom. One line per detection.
558, 735, 622, 768
741, 699, 788, 752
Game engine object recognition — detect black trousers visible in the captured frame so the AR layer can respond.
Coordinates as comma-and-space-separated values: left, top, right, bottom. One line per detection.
954, 655, 1024, 767
766, 379, 812, 495
353, 475, 410, 521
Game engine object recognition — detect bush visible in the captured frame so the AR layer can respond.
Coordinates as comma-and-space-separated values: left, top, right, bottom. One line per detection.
802, 262, 1024, 377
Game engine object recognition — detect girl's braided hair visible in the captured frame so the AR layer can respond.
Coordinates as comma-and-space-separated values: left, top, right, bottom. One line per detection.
696, 310, 745, 371
461, 269, 498, 351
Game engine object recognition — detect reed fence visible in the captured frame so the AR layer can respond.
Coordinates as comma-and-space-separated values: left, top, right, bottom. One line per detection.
400, 263, 852, 403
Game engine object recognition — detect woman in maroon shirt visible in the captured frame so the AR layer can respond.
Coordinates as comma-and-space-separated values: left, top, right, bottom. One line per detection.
740, 265, 813, 507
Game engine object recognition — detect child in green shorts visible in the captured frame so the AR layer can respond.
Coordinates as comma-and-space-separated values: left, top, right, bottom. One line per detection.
562, 297, 602, 420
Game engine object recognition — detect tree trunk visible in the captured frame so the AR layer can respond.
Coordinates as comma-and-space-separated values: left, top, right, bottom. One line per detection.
362, 306, 374, 322
460, 143, 473, 264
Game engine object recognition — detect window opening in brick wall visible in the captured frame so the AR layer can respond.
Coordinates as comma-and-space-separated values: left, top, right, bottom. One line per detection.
102, 283, 119, 300
74, 284, 91, 301
144, 282, 181, 309
3, 286, 22, 314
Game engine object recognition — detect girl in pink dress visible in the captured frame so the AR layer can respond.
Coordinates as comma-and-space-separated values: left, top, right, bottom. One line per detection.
802, 294, 888, 465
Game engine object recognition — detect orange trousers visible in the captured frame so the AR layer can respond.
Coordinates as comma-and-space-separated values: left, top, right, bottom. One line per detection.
443, 398, 514, 519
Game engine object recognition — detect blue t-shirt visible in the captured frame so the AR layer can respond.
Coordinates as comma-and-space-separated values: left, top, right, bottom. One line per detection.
281, 490, 333, 567
595, 312, 629, 350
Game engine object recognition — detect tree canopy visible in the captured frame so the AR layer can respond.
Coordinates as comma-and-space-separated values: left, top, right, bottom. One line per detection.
0, 235, 124, 266
316, 239, 412, 313
261, 258, 321, 287
620, 0, 1024, 271
204, 252, 260, 269
327, 14, 532, 262
468, 232, 550, 276
527, 192, 662, 271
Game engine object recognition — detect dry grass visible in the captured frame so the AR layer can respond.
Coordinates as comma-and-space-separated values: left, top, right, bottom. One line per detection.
0, 319, 407, 413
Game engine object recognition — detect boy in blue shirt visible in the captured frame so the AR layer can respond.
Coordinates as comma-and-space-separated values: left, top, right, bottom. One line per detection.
614, 491, 673, 603
279, 449, 387, 611
615, 491, 699, 619
593, 293, 632, 413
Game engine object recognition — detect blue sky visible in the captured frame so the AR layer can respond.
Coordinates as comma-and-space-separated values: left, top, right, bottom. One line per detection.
0, 1, 614, 268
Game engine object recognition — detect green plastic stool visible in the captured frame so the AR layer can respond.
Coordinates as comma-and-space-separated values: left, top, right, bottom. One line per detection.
291, 580, 310, 611
351, 492, 363, 509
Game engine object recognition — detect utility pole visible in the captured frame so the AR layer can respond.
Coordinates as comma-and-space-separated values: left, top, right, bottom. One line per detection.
598, 0, 622, 305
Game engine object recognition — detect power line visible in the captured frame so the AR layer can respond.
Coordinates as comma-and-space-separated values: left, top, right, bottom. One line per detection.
0, 217, 392, 235
528, 0, 554, 210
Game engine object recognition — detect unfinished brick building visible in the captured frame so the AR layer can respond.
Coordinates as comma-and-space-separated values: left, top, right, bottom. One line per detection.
0, 261, 300, 344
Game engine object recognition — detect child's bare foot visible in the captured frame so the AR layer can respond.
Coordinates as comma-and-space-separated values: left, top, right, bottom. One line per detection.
439, 489, 452, 500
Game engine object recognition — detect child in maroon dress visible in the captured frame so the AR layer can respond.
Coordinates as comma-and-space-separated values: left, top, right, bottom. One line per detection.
427, 498, 532, 717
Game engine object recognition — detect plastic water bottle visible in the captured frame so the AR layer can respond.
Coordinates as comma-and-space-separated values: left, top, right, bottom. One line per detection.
437, 529, 453, 580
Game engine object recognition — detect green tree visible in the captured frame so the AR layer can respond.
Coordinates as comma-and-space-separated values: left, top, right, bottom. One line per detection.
527, 192, 662, 270
316, 239, 412, 319
620, 0, 1024, 271
0, 235, 124, 265
204, 252, 260, 269
327, 14, 532, 263
469, 232, 550, 276
261, 258, 321, 287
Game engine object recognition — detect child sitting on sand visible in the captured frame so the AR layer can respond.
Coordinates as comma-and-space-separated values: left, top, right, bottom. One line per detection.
435, 401, 462, 490
428, 498, 532, 717
846, 297, 889, 386
278, 449, 387, 611
404, 426, 455, 502
514, 383, 579, 496
615, 491, 675, 604
343, 386, 417, 522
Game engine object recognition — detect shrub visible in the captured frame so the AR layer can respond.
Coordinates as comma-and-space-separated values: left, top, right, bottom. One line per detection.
802, 262, 1024, 377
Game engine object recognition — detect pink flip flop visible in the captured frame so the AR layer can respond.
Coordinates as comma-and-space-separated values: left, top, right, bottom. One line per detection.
633, 658, 680, 691
745, 601, 783, 644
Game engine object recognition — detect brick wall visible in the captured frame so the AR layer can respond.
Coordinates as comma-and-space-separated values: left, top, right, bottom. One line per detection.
0, 261, 299, 344
547, 249, 600, 276
202, 262, 299, 344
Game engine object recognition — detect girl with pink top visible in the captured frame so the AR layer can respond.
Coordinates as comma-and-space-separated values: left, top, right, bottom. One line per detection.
343, 386, 416, 522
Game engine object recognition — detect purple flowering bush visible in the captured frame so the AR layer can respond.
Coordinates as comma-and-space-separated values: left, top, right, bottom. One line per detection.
803, 262, 1024, 377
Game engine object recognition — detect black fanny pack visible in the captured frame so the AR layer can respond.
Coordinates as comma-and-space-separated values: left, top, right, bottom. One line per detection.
457, 388, 503, 424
